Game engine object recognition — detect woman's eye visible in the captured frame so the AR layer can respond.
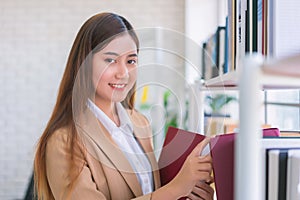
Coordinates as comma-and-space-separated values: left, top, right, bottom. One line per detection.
105, 58, 116, 63
127, 60, 137, 65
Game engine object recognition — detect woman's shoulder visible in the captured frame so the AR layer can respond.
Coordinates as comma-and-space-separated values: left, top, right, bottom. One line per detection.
126, 108, 150, 126
46, 126, 85, 159
48, 127, 71, 145
126, 109, 153, 139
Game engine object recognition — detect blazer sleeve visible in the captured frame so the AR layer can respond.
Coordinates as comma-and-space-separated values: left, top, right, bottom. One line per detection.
46, 128, 109, 200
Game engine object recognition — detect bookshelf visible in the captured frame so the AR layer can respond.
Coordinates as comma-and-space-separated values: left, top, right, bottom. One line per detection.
237, 54, 300, 200
185, 0, 300, 199
200, 53, 300, 200
204, 70, 238, 87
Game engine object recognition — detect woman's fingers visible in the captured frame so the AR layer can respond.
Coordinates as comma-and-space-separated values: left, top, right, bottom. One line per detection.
195, 171, 213, 183
190, 155, 213, 172
195, 181, 215, 194
186, 192, 204, 200
190, 137, 211, 157
186, 182, 215, 200
185, 151, 213, 182
191, 182, 214, 200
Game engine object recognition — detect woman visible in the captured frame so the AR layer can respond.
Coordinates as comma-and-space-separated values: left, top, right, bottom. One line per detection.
34, 12, 214, 200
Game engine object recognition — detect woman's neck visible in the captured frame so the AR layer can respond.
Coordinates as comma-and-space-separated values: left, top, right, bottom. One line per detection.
94, 99, 120, 127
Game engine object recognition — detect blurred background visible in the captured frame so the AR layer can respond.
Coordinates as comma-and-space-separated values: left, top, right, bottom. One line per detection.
0, 1, 200, 199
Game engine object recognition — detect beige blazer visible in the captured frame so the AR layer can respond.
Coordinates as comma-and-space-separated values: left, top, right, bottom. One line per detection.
46, 108, 161, 200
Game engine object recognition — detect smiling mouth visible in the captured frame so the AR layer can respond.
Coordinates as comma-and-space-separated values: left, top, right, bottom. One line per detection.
108, 83, 127, 89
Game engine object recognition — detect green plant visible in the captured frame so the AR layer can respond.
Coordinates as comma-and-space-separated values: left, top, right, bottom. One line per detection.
205, 94, 237, 114
163, 90, 178, 133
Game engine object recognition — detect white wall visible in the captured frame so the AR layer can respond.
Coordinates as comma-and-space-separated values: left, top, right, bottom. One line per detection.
184, 0, 228, 133
185, 0, 227, 82
0, 1, 185, 199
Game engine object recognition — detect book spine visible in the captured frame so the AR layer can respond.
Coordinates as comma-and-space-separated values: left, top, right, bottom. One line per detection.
268, 149, 279, 200
278, 150, 288, 199
224, 16, 229, 73
252, 0, 258, 52
287, 149, 300, 200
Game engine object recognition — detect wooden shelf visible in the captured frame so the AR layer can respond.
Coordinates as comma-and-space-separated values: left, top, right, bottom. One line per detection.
204, 71, 238, 88
262, 54, 300, 78
204, 54, 300, 89
262, 54, 300, 88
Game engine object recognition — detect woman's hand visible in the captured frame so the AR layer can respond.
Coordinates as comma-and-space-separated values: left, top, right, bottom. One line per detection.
168, 138, 213, 198
187, 181, 215, 200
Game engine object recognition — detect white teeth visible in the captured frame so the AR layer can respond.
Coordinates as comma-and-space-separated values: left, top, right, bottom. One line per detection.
110, 84, 126, 88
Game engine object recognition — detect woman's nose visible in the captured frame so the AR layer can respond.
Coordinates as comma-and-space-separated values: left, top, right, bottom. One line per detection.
115, 62, 129, 79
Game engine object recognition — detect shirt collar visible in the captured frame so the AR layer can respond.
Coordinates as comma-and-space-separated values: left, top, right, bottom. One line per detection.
87, 99, 133, 134
115, 102, 134, 133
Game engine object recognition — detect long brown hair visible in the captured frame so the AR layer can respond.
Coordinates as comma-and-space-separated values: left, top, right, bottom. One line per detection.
34, 12, 139, 199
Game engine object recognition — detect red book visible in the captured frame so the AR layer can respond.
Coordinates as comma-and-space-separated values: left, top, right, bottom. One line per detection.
158, 126, 206, 185
159, 126, 279, 200
210, 128, 279, 200
158, 126, 206, 199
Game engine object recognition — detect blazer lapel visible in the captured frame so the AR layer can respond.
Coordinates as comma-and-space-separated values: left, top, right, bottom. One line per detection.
134, 133, 161, 190
127, 109, 161, 190
75, 109, 143, 197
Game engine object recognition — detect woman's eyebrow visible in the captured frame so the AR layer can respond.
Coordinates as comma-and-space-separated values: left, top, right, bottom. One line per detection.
128, 53, 138, 57
103, 52, 119, 56
103, 52, 137, 57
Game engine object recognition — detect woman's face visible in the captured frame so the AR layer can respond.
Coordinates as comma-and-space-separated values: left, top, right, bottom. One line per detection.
92, 34, 138, 105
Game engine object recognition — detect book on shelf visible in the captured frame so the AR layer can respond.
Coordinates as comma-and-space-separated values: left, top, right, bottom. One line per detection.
257, 0, 263, 54
203, 35, 218, 80
266, 149, 288, 200
203, 0, 300, 78
252, 0, 258, 52
262, 138, 300, 200
224, 16, 229, 73
262, 0, 268, 55
236, 0, 247, 66
267, 149, 280, 200
266, 148, 300, 200
267, 0, 300, 58
201, 42, 207, 80
202, 26, 226, 80
287, 149, 300, 200
217, 27, 226, 76
227, 0, 237, 72
240, 0, 300, 59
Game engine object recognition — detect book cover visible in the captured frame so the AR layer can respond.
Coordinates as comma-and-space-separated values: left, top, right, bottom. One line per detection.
252, 0, 258, 52
267, 149, 280, 200
287, 149, 300, 200
257, 0, 263, 54
210, 133, 235, 200
224, 16, 229, 73
266, 148, 289, 200
278, 149, 288, 199
262, 138, 300, 199
210, 128, 279, 200
267, 0, 300, 58
216, 27, 226, 76
236, 0, 247, 67
227, 0, 237, 71
158, 126, 206, 188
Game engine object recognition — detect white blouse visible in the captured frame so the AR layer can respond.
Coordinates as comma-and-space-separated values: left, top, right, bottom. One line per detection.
87, 99, 154, 195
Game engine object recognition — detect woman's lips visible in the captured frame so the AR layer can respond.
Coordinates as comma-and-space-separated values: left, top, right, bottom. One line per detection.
108, 83, 127, 89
